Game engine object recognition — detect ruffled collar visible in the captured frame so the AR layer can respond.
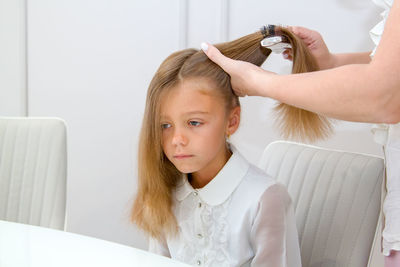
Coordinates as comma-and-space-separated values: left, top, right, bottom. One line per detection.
370, 0, 393, 56
371, 0, 393, 10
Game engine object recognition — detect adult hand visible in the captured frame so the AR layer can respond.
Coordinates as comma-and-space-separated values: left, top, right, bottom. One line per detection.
282, 26, 335, 70
201, 42, 276, 97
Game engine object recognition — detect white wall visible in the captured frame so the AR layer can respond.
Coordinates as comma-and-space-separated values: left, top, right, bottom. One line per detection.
0, 0, 26, 116
1, 0, 383, 250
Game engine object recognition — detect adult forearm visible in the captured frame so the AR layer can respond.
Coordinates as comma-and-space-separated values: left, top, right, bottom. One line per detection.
331, 52, 372, 68
255, 63, 399, 123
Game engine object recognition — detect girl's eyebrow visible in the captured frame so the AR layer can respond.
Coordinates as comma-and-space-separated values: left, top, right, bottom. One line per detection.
160, 111, 210, 120
184, 111, 210, 115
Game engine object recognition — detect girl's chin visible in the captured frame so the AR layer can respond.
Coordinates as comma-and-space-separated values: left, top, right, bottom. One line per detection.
177, 168, 197, 174
174, 165, 200, 175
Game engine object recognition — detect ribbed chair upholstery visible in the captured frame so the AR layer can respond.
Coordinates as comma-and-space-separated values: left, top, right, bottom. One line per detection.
0, 117, 67, 230
258, 141, 384, 267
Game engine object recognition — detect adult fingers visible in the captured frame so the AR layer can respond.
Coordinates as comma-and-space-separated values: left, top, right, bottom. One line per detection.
289, 26, 316, 46
201, 42, 236, 74
290, 26, 312, 38
283, 49, 293, 61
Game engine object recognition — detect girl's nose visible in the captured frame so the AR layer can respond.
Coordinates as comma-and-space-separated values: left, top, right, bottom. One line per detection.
171, 130, 188, 146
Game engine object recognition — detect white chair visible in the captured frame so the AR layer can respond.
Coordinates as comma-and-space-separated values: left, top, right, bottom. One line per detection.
0, 117, 67, 230
258, 141, 384, 267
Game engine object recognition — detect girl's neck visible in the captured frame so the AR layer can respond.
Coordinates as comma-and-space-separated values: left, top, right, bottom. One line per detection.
189, 147, 232, 189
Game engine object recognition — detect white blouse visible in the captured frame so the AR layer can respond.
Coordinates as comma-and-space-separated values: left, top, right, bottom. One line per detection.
149, 149, 301, 267
369, 0, 393, 57
370, 0, 400, 256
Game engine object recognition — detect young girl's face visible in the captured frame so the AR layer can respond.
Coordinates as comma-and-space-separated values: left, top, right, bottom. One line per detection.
160, 78, 240, 181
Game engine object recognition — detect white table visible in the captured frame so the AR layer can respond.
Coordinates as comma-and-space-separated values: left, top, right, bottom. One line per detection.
0, 220, 189, 267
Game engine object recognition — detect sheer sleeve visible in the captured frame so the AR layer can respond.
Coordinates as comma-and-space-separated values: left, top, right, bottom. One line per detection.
148, 235, 171, 257
250, 183, 301, 267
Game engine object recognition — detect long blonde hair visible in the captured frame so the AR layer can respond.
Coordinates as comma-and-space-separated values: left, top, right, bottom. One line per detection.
132, 26, 332, 239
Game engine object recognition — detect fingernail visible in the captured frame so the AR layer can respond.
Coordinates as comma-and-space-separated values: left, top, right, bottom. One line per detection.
201, 42, 208, 52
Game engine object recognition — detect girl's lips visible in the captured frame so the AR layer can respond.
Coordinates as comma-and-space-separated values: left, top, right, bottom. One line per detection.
174, 154, 193, 159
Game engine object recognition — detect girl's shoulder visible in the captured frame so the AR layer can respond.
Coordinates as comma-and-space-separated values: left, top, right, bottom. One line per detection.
236, 163, 281, 200
244, 163, 276, 185
230, 163, 291, 218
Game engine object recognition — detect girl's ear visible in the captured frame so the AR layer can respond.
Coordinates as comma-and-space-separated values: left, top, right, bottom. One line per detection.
226, 106, 241, 136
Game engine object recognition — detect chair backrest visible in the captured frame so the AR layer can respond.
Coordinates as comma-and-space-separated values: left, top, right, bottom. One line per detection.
258, 141, 384, 267
0, 117, 67, 230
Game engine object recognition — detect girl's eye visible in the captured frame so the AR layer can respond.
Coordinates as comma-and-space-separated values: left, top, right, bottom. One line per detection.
161, 123, 171, 129
189, 121, 202, 127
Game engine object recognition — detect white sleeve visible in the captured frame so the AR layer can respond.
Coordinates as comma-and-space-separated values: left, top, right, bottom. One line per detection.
148, 235, 171, 257
250, 183, 302, 267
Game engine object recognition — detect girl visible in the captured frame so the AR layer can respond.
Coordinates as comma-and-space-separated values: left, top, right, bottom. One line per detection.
131, 29, 314, 266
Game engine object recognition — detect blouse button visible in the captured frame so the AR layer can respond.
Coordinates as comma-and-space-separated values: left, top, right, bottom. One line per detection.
198, 202, 202, 208
197, 233, 203, 239
197, 260, 202, 265
193, 191, 198, 196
